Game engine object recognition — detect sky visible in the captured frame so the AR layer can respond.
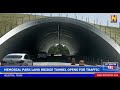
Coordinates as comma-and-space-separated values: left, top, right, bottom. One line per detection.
23, 13, 120, 28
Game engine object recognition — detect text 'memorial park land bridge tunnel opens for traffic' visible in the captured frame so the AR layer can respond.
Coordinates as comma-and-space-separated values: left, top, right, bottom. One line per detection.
0, 17, 120, 63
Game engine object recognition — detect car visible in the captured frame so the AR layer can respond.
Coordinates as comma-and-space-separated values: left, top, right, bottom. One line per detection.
37, 52, 47, 59
1, 53, 33, 66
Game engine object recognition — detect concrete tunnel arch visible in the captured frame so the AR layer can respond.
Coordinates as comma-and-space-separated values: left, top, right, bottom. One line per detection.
0, 17, 120, 63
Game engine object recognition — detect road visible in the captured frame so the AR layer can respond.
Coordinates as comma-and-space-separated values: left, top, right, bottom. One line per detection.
33, 62, 80, 66
0, 62, 92, 66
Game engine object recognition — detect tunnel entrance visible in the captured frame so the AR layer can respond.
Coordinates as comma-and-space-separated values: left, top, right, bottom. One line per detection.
0, 17, 120, 64
47, 44, 70, 63
48, 44, 70, 56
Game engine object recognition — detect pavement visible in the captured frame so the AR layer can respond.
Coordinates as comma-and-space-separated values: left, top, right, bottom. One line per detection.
0, 62, 93, 66
33, 62, 79, 66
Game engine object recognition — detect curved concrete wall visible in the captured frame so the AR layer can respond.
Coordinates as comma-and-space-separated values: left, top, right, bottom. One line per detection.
0, 17, 120, 62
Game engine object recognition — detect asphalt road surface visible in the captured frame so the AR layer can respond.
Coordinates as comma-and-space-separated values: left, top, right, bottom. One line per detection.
33, 62, 80, 66
0, 62, 92, 66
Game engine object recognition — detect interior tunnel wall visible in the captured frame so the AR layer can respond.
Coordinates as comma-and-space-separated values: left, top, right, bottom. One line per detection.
37, 35, 78, 55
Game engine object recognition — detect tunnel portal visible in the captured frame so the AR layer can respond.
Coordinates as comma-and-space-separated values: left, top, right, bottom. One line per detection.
0, 17, 120, 63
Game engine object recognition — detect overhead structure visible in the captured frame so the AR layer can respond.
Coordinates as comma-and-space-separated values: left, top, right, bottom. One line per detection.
0, 17, 120, 62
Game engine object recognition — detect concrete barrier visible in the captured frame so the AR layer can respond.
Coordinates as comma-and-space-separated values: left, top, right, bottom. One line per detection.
79, 60, 85, 66
71, 58, 76, 65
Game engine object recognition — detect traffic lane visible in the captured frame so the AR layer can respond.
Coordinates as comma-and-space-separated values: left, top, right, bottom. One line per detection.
0, 62, 94, 66
33, 62, 79, 66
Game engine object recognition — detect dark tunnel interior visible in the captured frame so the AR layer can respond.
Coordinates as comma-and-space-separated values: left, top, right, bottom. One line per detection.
0, 17, 120, 64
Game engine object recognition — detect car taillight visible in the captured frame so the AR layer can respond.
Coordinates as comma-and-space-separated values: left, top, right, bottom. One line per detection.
17, 60, 24, 63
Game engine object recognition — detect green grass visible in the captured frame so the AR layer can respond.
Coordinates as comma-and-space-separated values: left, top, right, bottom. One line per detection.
94, 24, 120, 45
0, 13, 46, 37
0, 13, 120, 45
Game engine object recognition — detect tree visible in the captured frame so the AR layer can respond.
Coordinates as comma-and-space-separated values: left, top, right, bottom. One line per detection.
48, 44, 70, 55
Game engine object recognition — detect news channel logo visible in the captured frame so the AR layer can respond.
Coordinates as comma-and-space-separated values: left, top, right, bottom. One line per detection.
103, 62, 119, 71
111, 15, 117, 23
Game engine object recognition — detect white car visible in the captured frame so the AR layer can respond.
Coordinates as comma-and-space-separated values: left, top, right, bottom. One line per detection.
1, 53, 33, 66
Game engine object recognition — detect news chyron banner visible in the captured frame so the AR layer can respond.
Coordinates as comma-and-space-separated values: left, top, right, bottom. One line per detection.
0, 62, 119, 72
0, 62, 119, 77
